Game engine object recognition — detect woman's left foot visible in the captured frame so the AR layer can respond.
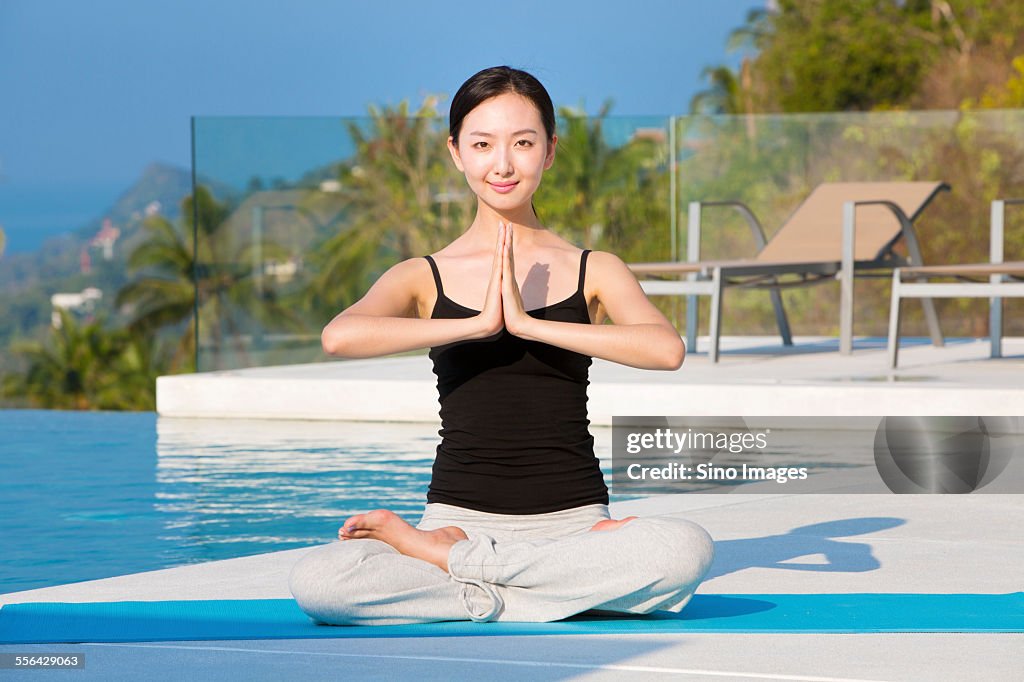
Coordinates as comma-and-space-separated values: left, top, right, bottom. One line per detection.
338, 509, 467, 572
590, 516, 638, 532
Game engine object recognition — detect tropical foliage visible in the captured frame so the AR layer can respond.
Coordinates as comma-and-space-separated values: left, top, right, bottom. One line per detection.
301, 98, 671, 325
116, 185, 302, 372
692, 0, 1024, 114
6, 0, 1024, 409
305, 98, 473, 323
674, 108, 1024, 338
537, 104, 671, 262
2, 310, 162, 410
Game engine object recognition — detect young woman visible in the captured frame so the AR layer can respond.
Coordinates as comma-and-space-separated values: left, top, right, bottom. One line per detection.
289, 66, 714, 624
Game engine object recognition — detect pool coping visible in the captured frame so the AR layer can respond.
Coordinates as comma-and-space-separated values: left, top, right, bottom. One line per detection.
157, 336, 1024, 422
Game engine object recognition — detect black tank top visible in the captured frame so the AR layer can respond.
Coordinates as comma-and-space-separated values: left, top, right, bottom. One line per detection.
423, 250, 609, 514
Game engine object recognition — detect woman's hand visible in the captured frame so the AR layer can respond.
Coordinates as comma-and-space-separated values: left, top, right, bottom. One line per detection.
473, 221, 507, 338
500, 222, 531, 336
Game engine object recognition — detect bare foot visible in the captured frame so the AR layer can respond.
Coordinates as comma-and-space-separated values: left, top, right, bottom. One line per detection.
590, 516, 638, 532
338, 509, 468, 572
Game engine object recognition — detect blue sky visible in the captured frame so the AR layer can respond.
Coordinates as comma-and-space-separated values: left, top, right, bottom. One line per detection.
0, 0, 759, 253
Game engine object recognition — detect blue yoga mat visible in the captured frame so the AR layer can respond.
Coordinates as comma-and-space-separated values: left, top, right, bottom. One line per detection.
1, 593, 1021, 644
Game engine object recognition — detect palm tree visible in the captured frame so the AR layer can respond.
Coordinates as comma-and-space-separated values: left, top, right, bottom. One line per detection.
309, 98, 671, 311
690, 66, 745, 115
0, 224, 6, 258
116, 206, 196, 370
117, 186, 302, 371
536, 102, 671, 260
2, 310, 161, 410
690, 7, 766, 117
308, 98, 473, 314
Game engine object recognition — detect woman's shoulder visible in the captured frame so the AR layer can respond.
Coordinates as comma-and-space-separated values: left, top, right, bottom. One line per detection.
383, 255, 435, 278
582, 249, 630, 272
579, 250, 638, 295
367, 256, 435, 300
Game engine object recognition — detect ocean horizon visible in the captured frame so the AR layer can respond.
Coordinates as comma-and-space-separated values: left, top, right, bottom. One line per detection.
0, 182, 126, 254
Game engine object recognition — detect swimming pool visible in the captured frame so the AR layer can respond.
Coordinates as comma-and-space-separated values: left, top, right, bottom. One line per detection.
0, 410, 638, 593
10, 409, 980, 594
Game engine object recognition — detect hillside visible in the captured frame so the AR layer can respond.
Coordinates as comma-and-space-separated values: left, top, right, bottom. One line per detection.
0, 163, 197, 374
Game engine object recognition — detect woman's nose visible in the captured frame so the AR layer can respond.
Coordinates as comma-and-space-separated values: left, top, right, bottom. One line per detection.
493, 148, 513, 176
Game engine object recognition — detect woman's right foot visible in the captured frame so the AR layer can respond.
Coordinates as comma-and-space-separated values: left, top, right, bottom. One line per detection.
339, 509, 467, 572
590, 516, 638, 532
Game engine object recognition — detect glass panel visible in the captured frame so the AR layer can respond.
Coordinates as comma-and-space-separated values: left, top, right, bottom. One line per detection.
673, 110, 1024, 340
191, 115, 671, 370
190, 110, 1024, 370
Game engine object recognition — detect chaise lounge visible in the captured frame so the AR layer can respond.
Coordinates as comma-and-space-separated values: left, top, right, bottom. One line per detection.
887, 198, 1024, 368
628, 181, 950, 362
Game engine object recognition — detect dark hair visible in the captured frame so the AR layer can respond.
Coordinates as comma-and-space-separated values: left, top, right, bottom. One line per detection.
449, 66, 556, 147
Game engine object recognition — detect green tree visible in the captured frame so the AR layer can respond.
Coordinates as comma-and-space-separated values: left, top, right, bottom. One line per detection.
308, 98, 473, 317
2, 310, 161, 410
117, 186, 301, 371
536, 103, 671, 261
690, 66, 746, 115
754, 0, 935, 112
690, 7, 765, 115
704, 0, 1024, 114
116, 206, 196, 371
676, 0, 1024, 340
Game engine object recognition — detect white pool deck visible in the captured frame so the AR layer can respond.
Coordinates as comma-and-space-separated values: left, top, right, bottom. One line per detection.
155, 336, 1024, 421
3, 336, 1023, 681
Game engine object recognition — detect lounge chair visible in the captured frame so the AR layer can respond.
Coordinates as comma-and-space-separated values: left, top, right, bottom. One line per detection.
629, 181, 950, 362
887, 199, 1024, 368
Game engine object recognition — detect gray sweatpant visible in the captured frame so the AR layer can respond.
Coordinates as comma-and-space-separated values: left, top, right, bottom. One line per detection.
289, 502, 714, 625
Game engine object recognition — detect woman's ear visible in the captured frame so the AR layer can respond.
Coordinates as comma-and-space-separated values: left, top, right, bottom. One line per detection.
447, 136, 465, 172
543, 134, 558, 170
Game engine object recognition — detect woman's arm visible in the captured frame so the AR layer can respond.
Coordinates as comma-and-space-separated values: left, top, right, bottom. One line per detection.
504, 246, 685, 370
322, 237, 505, 358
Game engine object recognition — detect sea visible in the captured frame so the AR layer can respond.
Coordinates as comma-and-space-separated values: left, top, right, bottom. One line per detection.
0, 183, 123, 254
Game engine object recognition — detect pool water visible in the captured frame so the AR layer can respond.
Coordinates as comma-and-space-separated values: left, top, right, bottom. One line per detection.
0, 410, 634, 593
9, 410, 1009, 594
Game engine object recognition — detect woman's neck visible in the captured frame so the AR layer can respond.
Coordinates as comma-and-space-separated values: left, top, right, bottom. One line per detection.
467, 201, 545, 243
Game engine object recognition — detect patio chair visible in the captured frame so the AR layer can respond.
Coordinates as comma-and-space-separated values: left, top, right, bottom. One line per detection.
887, 199, 1024, 368
629, 181, 950, 362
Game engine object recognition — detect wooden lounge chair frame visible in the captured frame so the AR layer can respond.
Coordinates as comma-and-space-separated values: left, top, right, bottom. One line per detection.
629, 182, 950, 362
888, 199, 1024, 368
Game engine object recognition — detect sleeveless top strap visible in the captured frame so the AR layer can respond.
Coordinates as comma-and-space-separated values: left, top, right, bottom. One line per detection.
423, 255, 445, 298
577, 249, 592, 293
429, 252, 588, 301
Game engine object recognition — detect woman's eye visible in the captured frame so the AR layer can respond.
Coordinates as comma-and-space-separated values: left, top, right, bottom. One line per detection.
473, 141, 489, 149
516, 140, 533, 147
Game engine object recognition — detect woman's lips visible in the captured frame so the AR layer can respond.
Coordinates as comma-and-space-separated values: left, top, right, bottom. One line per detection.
489, 182, 518, 194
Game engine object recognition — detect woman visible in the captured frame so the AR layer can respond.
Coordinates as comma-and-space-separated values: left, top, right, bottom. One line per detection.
289, 66, 714, 625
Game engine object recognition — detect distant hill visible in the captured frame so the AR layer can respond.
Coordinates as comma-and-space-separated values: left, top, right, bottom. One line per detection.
0, 157, 337, 380
0, 163, 203, 371
74, 162, 193, 241
0, 162, 241, 294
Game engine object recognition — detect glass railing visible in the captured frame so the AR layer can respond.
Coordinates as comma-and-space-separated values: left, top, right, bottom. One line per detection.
672, 110, 1024, 340
191, 110, 1024, 370
190, 114, 672, 370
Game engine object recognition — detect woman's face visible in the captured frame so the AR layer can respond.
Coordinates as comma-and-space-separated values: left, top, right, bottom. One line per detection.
448, 92, 556, 214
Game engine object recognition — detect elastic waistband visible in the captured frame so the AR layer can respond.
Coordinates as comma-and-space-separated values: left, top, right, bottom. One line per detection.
421, 502, 609, 527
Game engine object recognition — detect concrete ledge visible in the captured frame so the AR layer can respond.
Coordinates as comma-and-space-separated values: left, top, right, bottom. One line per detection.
158, 337, 1024, 422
